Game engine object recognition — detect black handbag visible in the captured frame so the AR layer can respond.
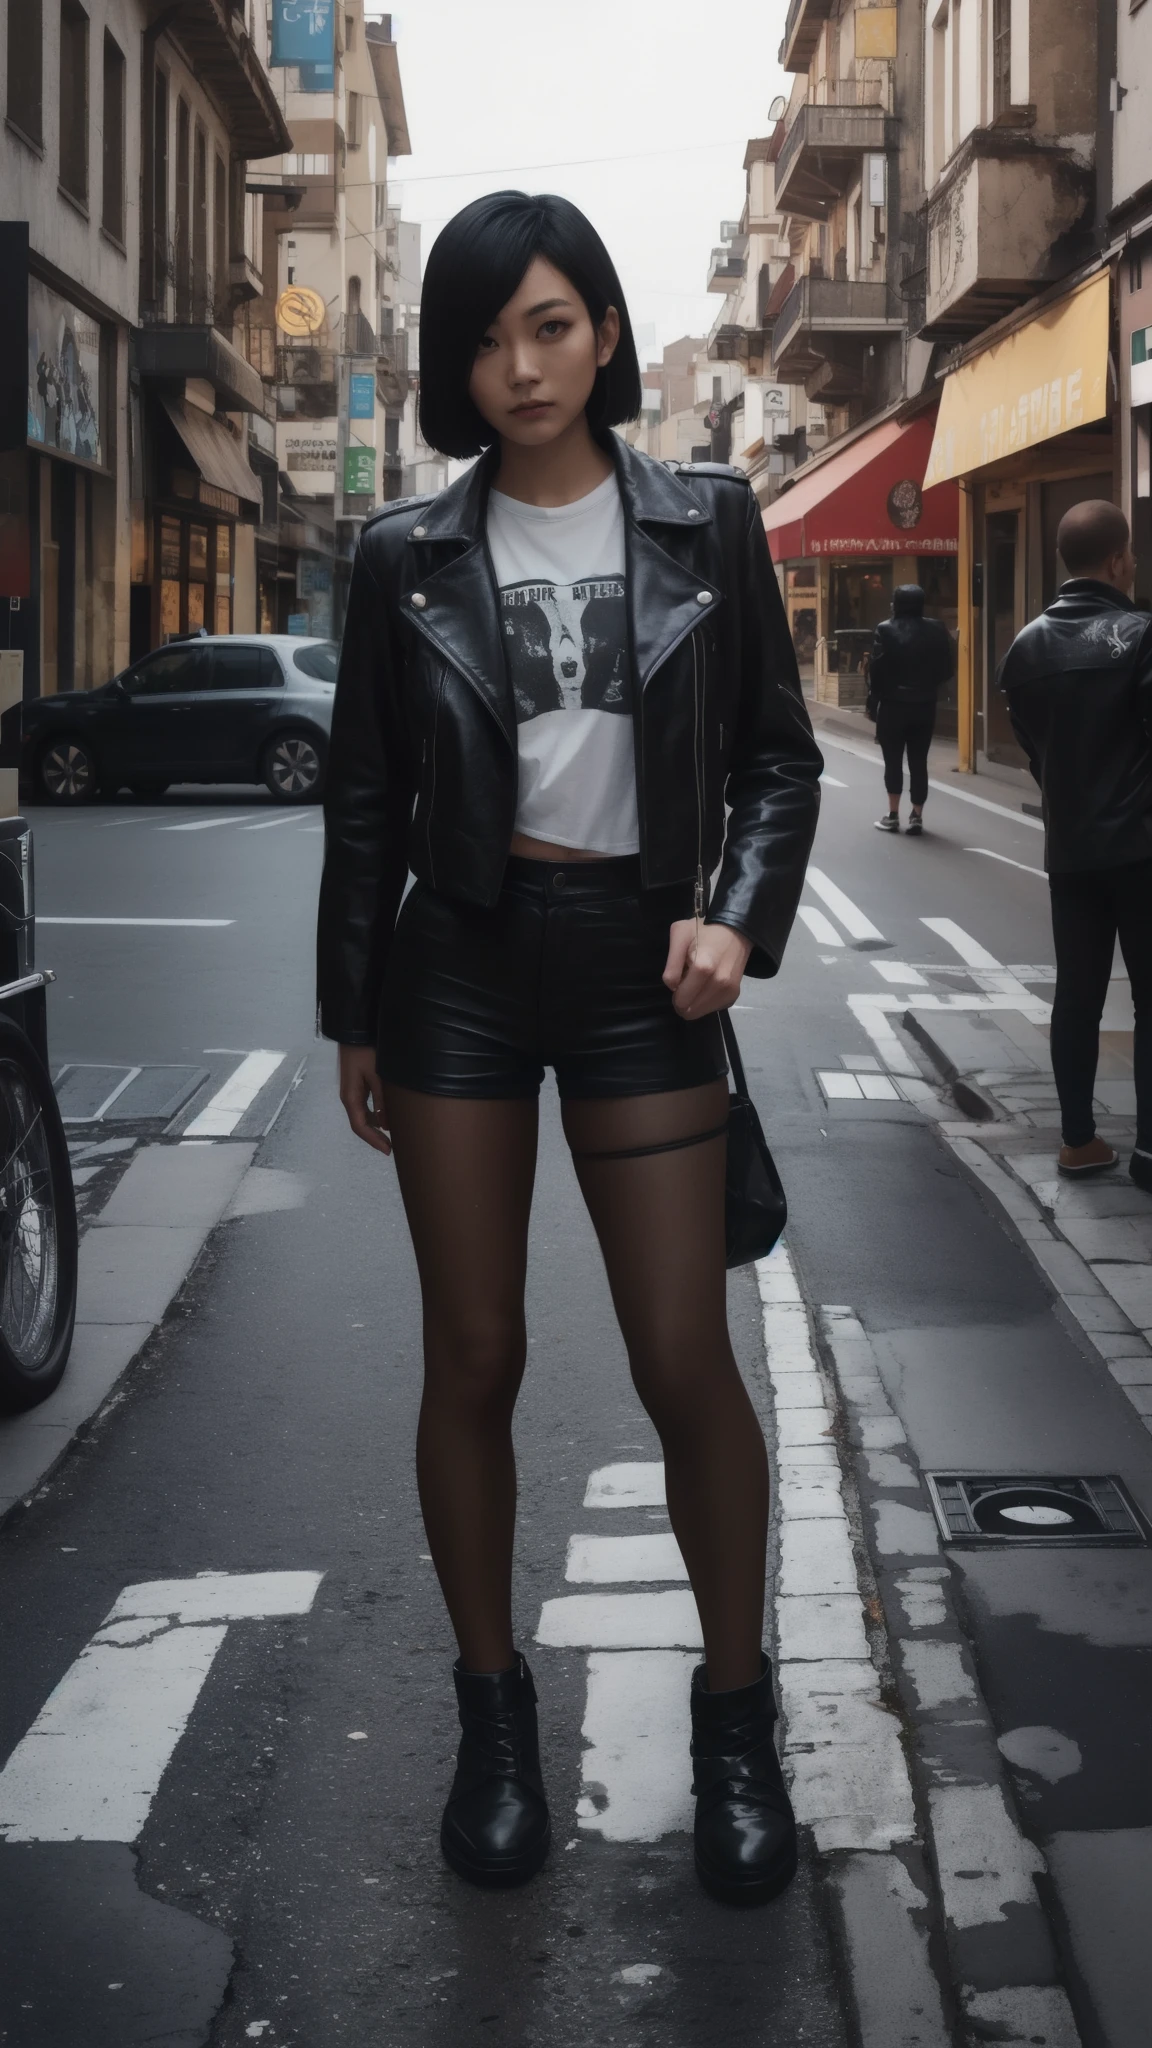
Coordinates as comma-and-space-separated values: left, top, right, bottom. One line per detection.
720, 1009, 787, 1268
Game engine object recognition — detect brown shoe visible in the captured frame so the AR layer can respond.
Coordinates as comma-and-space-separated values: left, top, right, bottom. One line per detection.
1058, 1138, 1119, 1178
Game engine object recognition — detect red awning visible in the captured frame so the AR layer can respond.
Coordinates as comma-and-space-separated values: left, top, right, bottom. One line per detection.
762, 410, 958, 562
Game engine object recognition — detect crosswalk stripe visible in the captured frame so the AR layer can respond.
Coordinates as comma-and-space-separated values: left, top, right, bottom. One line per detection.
806, 866, 886, 943
183, 1050, 286, 1137
160, 815, 259, 832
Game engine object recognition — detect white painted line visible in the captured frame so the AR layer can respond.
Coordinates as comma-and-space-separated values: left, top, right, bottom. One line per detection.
583, 1462, 666, 1509
806, 866, 886, 943
565, 1533, 687, 1583
920, 917, 1000, 970
966, 846, 1046, 878
872, 961, 928, 987
241, 815, 306, 832
819, 732, 1045, 828
846, 997, 922, 1078
38, 917, 235, 928
536, 1590, 702, 1648
819, 1071, 863, 1100
859, 1074, 900, 1101
820, 774, 848, 787
0, 1571, 322, 1843
160, 815, 259, 832
577, 1651, 696, 1841
183, 1051, 286, 1138
798, 905, 845, 948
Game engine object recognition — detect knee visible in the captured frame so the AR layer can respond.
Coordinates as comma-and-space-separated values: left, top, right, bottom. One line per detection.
627, 1329, 734, 1436
423, 1317, 525, 1417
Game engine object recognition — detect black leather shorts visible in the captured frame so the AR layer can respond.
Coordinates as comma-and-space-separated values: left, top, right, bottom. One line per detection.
377, 856, 727, 1100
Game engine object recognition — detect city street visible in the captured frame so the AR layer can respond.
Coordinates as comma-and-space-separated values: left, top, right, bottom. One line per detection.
0, 745, 1148, 2048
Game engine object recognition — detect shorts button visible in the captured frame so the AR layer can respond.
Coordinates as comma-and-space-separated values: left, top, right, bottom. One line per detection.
552, 871, 567, 889
411, 591, 427, 608
695, 590, 711, 605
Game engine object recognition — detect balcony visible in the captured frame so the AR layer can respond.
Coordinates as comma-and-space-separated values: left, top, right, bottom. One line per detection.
779, 0, 835, 73
924, 136, 1094, 339
707, 241, 747, 293
775, 90, 897, 221
132, 323, 265, 411
771, 274, 903, 401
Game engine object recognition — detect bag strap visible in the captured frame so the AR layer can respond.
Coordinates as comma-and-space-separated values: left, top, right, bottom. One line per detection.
720, 1009, 750, 1103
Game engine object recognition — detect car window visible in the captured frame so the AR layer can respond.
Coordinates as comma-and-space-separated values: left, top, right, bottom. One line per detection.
125, 647, 211, 695
291, 641, 339, 682
211, 645, 283, 691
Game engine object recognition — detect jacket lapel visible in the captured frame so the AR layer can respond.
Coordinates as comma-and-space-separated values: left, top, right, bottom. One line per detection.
612, 439, 722, 688
401, 453, 516, 745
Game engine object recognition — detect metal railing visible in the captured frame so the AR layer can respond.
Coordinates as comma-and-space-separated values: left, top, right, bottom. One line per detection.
777, 94, 893, 195
772, 274, 900, 362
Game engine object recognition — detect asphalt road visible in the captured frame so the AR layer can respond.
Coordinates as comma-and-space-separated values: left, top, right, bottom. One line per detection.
0, 755, 1148, 2047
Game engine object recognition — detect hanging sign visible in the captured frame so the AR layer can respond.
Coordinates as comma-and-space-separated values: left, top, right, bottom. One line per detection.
343, 445, 375, 495
270, 0, 335, 68
348, 373, 375, 420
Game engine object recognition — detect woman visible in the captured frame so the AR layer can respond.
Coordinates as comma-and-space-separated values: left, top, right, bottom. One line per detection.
317, 192, 821, 1904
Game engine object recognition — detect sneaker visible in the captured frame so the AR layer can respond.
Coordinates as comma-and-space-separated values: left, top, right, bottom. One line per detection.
1058, 1138, 1119, 1178
1130, 1148, 1152, 1194
906, 813, 924, 836
874, 814, 900, 833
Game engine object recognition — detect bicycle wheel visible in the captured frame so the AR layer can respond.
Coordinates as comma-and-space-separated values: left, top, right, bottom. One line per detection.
0, 1016, 78, 1412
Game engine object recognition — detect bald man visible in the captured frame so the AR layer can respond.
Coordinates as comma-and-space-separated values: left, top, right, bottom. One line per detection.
999, 500, 1152, 1191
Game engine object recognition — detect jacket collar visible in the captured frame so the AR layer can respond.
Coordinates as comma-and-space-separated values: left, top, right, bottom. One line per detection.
408, 435, 715, 547
1048, 578, 1136, 618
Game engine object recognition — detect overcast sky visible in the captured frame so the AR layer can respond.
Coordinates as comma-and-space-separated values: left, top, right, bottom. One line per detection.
376, 1, 790, 364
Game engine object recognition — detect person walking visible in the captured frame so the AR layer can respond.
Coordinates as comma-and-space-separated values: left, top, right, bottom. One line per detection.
998, 499, 1152, 1188
867, 584, 955, 834
317, 192, 822, 1902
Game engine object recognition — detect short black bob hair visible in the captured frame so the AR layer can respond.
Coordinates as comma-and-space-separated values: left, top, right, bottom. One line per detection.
418, 191, 643, 459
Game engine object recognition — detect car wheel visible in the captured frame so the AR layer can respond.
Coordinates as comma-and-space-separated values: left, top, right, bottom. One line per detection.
129, 780, 170, 797
0, 1016, 78, 1413
262, 730, 326, 803
37, 735, 100, 805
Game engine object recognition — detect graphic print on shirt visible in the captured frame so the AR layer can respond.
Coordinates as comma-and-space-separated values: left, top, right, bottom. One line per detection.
500, 577, 630, 723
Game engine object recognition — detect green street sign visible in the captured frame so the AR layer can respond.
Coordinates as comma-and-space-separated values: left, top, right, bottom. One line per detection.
343, 445, 375, 494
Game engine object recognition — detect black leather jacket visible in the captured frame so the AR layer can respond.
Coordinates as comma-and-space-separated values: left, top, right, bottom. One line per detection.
317, 436, 822, 1044
868, 588, 954, 705
998, 579, 1152, 874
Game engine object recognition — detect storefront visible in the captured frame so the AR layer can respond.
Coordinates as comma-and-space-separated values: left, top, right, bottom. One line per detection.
129, 394, 262, 651
763, 408, 959, 724
923, 268, 1113, 772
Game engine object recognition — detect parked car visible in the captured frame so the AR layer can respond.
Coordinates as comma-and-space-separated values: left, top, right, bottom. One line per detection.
6, 635, 339, 806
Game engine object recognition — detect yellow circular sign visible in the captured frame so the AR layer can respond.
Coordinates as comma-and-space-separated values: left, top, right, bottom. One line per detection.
276, 286, 327, 337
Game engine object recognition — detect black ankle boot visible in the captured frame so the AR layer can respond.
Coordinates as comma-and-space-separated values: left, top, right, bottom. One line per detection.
440, 1652, 551, 1886
690, 1655, 798, 1905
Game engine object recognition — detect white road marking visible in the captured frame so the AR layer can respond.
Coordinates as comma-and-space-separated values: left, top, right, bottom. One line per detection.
819, 1071, 864, 1100
566, 1533, 687, 1583
806, 866, 886, 943
819, 732, 1044, 828
0, 1572, 322, 1843
846, 997, 923, 1077
859, 1074, 900, 1101
820, 774, 848, 787
160, 815, 260, 832
966, 846, 1046, 878
921, 918, 1042, 1006
577, 1652, 697, 1841
872, 961, 928, 986
582, 1462, 666, 1508
183, 1051, 286, 1137
536, 1590, 703, 1648
38, 917, 234, 927
798, 905, 845, 948
241, 815, 306, 832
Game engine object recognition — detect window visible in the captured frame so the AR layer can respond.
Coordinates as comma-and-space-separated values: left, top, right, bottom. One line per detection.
211, 645, 281, 690
175, 98, 190, 319
126, 646, 209, 695
992, 0, 1011, 115
346, 89, 361, 147
152, 68, 168, 285
193, 127, 207, 316
292, 640, 338, 681
101, 31, 125, 240
214, 154, 227, 323
345, 11, 355, 48
59, 0, 89, 205
281, 152, 331, 176
7, 0, 43, 146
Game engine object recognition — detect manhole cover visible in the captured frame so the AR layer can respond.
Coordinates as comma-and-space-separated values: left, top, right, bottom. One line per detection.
925, 1474, 1149, 1546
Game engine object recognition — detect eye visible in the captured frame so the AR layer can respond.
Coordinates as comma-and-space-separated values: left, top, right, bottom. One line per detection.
539, 319, 569, 338
476, 334, 498, 354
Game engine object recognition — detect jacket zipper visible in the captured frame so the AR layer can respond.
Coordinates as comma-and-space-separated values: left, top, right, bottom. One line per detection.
692, 629, 705, 944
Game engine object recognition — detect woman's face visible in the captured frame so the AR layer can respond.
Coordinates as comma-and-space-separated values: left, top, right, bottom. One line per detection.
468, 256, 619, 448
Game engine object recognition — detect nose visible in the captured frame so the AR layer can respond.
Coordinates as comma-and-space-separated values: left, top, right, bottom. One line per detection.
508, 340, 541, 387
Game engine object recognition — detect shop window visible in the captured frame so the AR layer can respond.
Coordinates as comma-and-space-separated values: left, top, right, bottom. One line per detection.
214, 523, 232, 634
7, 0, 44, 147
59, 0, 89, 207
101, 31, 125, 241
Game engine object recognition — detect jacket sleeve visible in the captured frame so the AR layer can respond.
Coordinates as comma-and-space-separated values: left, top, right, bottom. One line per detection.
997, 653, 1042, 786
867, 626, 890, 696
316, 535, 414, 1044
708, 490, 823, 977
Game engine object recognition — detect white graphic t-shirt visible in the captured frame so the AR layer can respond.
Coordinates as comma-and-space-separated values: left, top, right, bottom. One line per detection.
486, 472, 639, 855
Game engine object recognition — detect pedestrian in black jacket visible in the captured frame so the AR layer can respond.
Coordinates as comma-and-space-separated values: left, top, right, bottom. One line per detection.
868, 585, 955, 835
998, 499, 1152, 1189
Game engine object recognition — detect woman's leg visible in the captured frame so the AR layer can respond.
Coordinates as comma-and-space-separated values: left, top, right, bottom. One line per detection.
563, 1079, 769, 1692
387, 1085, 539, 1672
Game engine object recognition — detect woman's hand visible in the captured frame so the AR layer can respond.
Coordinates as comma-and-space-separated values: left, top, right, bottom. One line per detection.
338, 1044, 392, 1155
663, 921, 752, 1019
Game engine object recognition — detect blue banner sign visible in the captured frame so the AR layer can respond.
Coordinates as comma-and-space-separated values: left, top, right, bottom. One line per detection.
348, 373, 375, 420
270, 0, 334, 68
297, 61, 335, 91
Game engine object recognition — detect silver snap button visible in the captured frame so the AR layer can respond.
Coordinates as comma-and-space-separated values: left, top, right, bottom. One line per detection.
411, 524, 427, 538
688, 508, 702, 518
695, 590, 711, 605
552, 871, 567, 889
411, 591, 427, 609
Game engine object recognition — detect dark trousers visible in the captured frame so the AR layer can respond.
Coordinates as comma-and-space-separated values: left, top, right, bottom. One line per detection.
876, 700, 935, 806
1048, 857, 1152, 1149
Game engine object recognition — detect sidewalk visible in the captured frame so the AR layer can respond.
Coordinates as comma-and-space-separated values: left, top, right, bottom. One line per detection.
806, 697, 1041, 817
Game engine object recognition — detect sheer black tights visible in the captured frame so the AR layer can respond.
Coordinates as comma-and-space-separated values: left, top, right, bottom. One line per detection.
387, 1078, 768, 1691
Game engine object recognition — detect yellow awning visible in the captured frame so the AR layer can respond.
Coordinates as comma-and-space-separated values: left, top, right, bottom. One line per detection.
924, 270, 1110, 487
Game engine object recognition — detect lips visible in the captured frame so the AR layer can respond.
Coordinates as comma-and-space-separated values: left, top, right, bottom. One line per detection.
511, 402, 552, 416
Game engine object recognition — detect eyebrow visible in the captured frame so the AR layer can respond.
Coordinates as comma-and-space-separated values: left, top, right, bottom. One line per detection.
523, 297, 572, 316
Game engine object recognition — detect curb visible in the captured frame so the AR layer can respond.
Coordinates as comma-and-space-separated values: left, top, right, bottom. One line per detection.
0, 1142, 257, 1522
